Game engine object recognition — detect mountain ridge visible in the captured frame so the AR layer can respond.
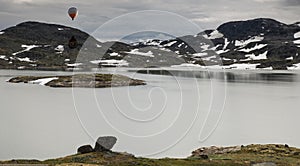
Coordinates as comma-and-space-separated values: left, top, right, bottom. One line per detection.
0, 18, 300, 70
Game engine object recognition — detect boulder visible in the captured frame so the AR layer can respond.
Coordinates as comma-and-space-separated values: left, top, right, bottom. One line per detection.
94, 136, 117, 152
198, 154, 209, 159
77, 145, 94, 154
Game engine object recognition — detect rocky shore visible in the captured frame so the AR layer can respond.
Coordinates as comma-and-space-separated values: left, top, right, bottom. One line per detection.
1, 144, 300, 166
7, 73, 146, 88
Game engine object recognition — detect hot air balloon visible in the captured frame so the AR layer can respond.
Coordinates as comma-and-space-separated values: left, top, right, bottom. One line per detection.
68, 7, 78, 20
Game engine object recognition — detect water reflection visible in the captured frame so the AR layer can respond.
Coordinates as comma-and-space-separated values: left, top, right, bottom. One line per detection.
133, 69, 297, 83
225, 72, 296, 83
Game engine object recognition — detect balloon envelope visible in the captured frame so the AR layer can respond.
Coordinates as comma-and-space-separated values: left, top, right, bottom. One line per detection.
68, 7, 78, 20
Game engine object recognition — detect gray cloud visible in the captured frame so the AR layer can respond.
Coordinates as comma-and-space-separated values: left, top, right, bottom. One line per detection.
281, 0, 300, 6
0, 0, 299, 36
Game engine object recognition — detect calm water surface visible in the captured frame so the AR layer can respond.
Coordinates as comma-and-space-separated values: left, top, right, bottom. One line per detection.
1, 68, 300, 160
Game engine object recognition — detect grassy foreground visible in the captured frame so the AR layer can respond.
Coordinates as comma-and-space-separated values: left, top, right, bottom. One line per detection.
1, 144, 300, 166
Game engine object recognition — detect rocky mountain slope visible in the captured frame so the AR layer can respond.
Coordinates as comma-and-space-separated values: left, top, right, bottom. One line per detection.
0, 21, 91, 70
0, 18, 300, 70
132, 18, 300, 70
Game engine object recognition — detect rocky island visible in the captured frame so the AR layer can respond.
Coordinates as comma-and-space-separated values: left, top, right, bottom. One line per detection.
7, 73, 146, 88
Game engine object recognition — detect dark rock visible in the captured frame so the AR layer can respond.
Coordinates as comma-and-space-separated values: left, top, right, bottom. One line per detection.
199, 155, 209, 159
94, 136, 117, 152
94, 143, 109, 152
284, 144, 289, 148
68, 36, 78, 49
77, 145, 94, 154
293, 151, 300, 155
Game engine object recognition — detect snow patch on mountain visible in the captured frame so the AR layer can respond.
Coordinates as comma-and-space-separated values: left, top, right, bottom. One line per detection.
202, 55, 218, 61
171, 63, 203, 68
0, 55, 8, 60
245, 53, 255, 60
222, 57, 232, 61
294, 32, 300, 38
210, 44, 220, 51
58, 28, 64, 31
29, 77, 59, 85
66, 63, 82, 67
235, 36, 264, 47
91, 59, 128, 67
193, 52, 208, 57
203, 30, 224, 39
55, 45, 64, 53
216, 49, 230, 54
0, 31, 4, 35
288, 63, 300, 70
178, 42, 185, 48
125, 49, 154, 57
144, 40, 162, 46
109, 52, 121, 57
223, 38, 230, 49
17, 66, 26, 69
200, 44, 210, 51
246, 51, 268, 60
17, 57, 35, 62
294, 40, 300, 44
12, 45, 41, 56
164, 41, 177, 47
239, 44, 267, 52
159, 48, 172, 52
172, 63, 225, 69
224, 63, 258, 70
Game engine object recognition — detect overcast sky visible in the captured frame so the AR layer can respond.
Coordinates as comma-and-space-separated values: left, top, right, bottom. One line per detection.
0, 0, 299, 36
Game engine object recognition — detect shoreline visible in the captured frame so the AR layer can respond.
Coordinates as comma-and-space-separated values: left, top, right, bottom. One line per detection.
0, 144, 299, 166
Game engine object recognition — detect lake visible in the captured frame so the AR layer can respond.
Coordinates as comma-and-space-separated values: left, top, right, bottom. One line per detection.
1, 68, 300, 160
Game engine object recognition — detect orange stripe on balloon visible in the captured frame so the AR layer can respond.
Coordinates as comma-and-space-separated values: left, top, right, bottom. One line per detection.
69, 13, 77, 19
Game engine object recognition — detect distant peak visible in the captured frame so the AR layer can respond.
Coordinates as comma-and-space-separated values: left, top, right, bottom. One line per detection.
16, 21, 69, 28
216, 18, 291, 40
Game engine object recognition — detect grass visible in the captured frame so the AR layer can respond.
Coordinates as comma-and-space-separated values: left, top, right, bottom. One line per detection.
1, 144, 300, 166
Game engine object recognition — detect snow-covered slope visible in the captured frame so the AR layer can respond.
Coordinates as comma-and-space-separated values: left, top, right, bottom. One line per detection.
127, 18, 300, 70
